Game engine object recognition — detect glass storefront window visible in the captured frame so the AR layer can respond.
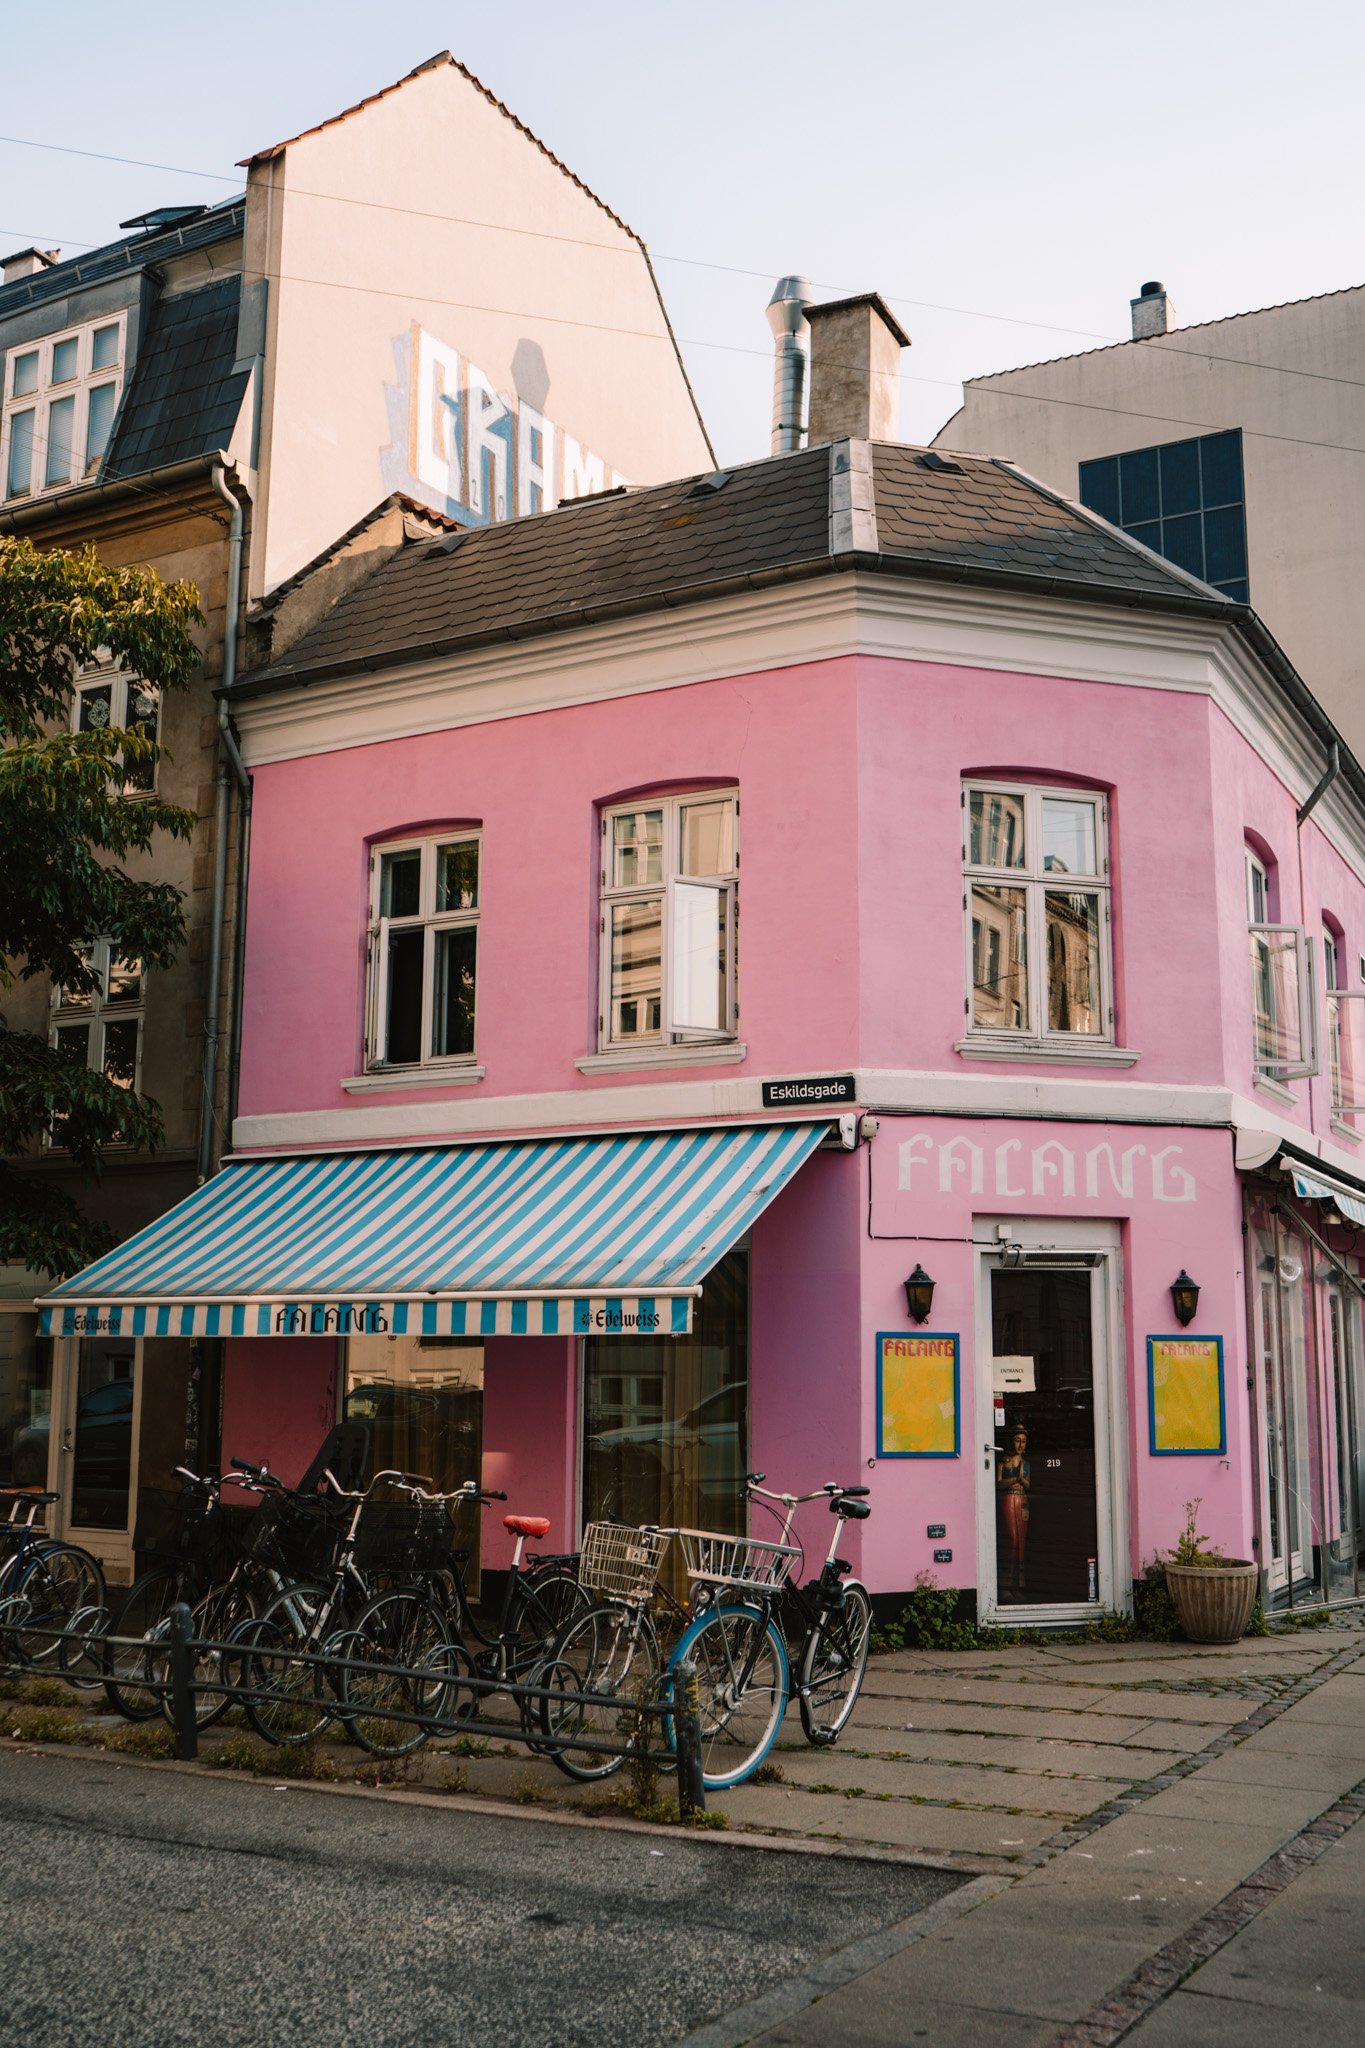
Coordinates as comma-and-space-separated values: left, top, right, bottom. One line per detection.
581, 1246, 748, 1548
0, 1312, 53, 1490
344, 1334, 484, 1574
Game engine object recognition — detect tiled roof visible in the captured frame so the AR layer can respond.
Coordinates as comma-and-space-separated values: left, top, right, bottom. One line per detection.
238, 440, 1238, 696
0, 202, 244, 321
104, 277, 249, 478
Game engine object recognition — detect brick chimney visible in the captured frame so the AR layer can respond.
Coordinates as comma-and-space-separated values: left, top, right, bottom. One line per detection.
1131, 280, 1175, 339
2, 246, 60, 284
806, 293, 909, 443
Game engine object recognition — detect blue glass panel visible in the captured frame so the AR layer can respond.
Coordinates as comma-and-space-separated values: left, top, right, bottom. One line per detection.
1203, 504, 1247, 586
1125, 520, 1162, 556
1118, 446, 1160, 524
1199, 430, 1243, 507
1159, 437, 1201, 516
1161, 513, 1205, 577
1079, 456, 1121, 525
1217, 578, 1250, 604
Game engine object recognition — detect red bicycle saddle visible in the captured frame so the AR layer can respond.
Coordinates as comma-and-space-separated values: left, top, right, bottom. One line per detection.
503, 1514, 551, 1540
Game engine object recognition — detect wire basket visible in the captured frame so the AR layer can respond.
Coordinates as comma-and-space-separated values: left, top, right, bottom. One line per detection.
675, 1527, 799, 1593
245, 1493, 350, 1580
353, 1498, 453, 1578
133, 1488, 245, 1579
578, 1522, 671, 1604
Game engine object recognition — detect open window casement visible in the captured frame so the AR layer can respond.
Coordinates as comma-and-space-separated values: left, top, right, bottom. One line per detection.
1250, 923, 1317, 1078
667, 880, 735, 1039
364, 918, 387, 1064
1328, 988, 1365, 1113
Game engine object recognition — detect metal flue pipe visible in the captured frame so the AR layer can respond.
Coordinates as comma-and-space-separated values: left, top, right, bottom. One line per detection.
766, 276, 811, 454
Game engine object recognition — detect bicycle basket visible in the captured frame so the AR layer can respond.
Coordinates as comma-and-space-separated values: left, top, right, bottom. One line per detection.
578, 1522, 671, 1603
675, 1528, 799, 1593
353, 1498, 453, 1577
133, 1489, 244, 1578
245, 1493, 349, 1579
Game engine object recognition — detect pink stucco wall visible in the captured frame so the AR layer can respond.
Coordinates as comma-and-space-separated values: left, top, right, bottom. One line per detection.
221, 1338, 338, 1487
480, 1336, 578, 1573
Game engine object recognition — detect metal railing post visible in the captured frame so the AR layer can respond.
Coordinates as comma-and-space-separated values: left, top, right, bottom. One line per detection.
672, 1654, 706, 1820
168, 1603, 198, 1761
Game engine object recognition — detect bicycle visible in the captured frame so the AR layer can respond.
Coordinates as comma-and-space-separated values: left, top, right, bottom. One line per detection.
665, 1474, 873, 1788
537, 1520, 673, 1783
0, 1489, 106, 1672
430, 1484, 587, 1688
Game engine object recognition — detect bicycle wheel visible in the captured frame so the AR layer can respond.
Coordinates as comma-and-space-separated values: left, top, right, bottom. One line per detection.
104, 1569, 182, 1720
15, 1544, 105, 1667
669, 1602, 789, 1789
59, 1603, 110, 1690
516, 1565, 589, 1657
162, 1579, 258, 1731
798, 1580, 872, 1745
341, 1589, 465, 1759
231, 1582, 333, 1747
539, 1602, 662, 1782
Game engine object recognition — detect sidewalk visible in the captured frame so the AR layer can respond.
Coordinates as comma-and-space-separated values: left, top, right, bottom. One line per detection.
733, 1619, 1365, 2045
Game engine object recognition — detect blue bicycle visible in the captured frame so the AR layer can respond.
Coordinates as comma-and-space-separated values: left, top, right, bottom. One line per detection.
0, 1488, 106, 1671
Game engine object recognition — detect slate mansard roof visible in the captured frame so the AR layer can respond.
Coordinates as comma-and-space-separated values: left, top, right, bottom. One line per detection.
105, 276, 250, 478
0, 201, 245, 320
239, 438, 1242, 697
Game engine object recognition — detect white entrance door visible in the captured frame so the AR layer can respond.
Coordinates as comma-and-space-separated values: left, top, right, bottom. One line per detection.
51, 1333, 141, 1584
975, 1221, 1128, 1625
1251, 1221, 1312, 1595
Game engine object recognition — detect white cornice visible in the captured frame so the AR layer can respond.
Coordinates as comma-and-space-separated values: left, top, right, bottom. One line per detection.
234, 570, 1365, 879
232, 1062, 1359, 1190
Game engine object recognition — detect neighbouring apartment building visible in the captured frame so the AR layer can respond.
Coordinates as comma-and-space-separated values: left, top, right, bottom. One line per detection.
933, 277, 1365, 755
0, 52, 711, 1580
44, 295, 1365, 1620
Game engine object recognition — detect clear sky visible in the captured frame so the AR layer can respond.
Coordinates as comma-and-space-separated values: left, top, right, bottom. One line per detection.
3, 0, 1360, 466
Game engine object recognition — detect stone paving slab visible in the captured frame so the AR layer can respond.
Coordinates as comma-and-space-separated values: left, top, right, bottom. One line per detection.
1193, 1745, 1365, 1794
771, 1750, 1128, 1816
755, 1997, 1060, 2047
1237, 1715, 1365, 1758
714, 1782, 1057, 1857
860, 1675, 1114, 1710
1125, 1986, 1364, 2046
1124, 1717, 1231, 1752
1055, 1808, 1299, 1883
1259, 1671, 1365, 1721
848, 1698, 1161, 1744
1137, 1775, 1338, 1833
1081, 1691, 1251, 1724
819, 1728, 1190, 1779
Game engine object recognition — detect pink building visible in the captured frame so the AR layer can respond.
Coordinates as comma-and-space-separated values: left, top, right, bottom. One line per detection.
45, 310, 1365, 1621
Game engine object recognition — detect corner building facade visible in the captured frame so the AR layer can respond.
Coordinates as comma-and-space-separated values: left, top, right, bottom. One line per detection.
45, 439, 1365, 1619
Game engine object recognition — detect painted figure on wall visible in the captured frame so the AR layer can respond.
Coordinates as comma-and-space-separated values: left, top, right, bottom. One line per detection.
998, 1425, 1031, 1591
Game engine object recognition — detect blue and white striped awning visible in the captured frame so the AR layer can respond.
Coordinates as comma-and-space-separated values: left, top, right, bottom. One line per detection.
1286, 1162, 1365, 1229
38, 1122, 828, 1339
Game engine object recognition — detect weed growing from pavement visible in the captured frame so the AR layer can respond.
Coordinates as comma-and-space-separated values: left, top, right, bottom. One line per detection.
208, 1733, 344, 1781
100, 1723, 177, 1759
440, 1734, 495, 1758
441, 1766, 470, 1794
749, 1759, 785, 1783
20, 1678, 76, 1708
5, 1705, 83, 1744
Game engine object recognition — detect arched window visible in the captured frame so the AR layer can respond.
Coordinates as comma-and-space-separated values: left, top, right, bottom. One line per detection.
365, 833, 480, 1070
598, 790, 738, 1050
1245, 842, 1315, 1080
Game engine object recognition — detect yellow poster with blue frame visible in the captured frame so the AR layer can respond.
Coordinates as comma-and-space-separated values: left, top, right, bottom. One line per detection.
877, 1332, 960, 1458
1147, 1336, 1225, 1455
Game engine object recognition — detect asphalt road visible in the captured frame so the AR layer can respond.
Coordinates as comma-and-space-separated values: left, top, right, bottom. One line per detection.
0, 1749, 963, 2047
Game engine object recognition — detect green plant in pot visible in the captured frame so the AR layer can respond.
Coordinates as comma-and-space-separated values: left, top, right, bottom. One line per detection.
1162, 1499, 1259, 1644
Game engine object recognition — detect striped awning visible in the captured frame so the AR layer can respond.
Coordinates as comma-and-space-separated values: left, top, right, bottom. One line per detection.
38, 1121, 828, 1339
1286, 1162, 1365, 1229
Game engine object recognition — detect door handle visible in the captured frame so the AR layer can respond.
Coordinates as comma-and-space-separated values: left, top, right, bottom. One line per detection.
983, 1441, 993, 1470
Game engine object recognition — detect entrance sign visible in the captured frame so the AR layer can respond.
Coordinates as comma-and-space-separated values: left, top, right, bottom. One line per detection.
992, 1354, 1035, 1392
1147, 1336, 1226, 1455
877, 1332, 960, 1458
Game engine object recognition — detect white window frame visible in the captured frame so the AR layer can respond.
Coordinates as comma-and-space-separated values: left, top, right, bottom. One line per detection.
72, 659, 160, 796
2, 312, 126, 502
365, 834, 481, 1071
1246, 850, 1316, 1080
598, 791, 739, 1052
961, 781, 1113, 1050
1323, 930, 1365, 1118
47, 940, 144, 1145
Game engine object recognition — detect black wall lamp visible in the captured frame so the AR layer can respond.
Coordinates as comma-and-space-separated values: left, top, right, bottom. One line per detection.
1170, 1270, 1200, 1327
904, 1265, 936, 1323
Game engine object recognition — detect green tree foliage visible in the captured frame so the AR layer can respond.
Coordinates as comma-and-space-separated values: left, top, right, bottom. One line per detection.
0, 536, 203, 1276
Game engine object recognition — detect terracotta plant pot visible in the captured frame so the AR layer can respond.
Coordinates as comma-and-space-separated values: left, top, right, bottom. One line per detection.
1164, 1560, 1259, 1644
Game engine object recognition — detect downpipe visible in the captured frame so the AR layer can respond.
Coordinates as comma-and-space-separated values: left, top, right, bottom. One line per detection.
199, 459, 250, 1182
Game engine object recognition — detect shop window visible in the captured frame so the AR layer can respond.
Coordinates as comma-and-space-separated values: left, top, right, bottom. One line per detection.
598, 791, 738, 1049
962, 782, 1112, 1046
581, 1244, 748, 1567
1246, 848, 1315, 1079
1323, 920, 1365, 1121
74, 662, 160, 794
49, 941, 143, 1139
1, 314, 125, 501
365, 834, 479, 1069
343, 1335, 484, 1579
0, 1311, 53, 1489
